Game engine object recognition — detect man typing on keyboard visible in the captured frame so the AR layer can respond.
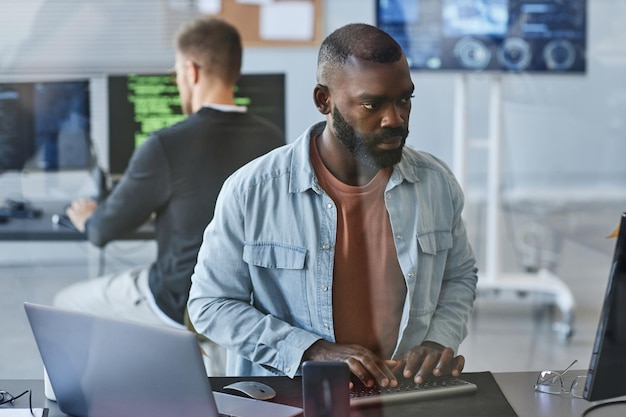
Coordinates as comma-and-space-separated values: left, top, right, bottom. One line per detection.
188, 23, 478, 390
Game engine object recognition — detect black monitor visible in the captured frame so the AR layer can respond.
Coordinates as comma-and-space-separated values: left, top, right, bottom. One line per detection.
376, 0, 587, 73
107, 73, 285, 179
584, 212, 626, 401
0, 80, 91, 172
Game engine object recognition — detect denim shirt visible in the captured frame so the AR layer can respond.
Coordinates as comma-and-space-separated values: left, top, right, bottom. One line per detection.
188, 122, 478, 378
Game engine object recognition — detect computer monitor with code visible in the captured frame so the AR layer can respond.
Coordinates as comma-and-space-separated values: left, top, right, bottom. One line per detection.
107, 73, 285, 180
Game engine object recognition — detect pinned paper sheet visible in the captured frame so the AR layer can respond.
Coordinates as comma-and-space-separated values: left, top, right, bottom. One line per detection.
259, 1, 314, 41
197, 0, 221, 14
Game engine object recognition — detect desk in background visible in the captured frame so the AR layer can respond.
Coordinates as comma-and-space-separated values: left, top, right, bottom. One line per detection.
0, 201, 154, 241
4, 371, 626, 417
0, 200, 154, 275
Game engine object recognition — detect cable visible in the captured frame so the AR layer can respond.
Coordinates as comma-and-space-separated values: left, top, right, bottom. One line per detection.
581, 400, 626, 417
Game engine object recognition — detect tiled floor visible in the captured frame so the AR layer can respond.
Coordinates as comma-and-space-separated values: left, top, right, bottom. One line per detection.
0, 201, 622, 381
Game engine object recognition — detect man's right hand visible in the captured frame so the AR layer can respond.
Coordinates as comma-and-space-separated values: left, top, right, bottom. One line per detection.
303, 339, 398, 388
66, 198, 98, 233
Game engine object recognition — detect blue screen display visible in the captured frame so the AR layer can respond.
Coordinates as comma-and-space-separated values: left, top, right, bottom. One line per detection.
0, 80, 91, 172
377, 0, 586, 73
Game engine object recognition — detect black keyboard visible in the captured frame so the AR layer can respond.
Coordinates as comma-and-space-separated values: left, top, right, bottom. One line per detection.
350, 376, 477, 407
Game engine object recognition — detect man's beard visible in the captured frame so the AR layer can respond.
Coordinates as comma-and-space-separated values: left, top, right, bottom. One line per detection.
331, 105, 408, 169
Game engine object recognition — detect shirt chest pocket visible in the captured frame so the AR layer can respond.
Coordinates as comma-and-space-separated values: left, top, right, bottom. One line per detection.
417, 231, 453, 256
242, 242, 311, 328
412, 231, 453, 314
243, 242, 306, 270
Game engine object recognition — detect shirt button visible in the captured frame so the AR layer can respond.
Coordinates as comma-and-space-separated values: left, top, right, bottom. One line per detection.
386, 193, 392, 199
323, 244, 330, 250
322, 285, 328, 292
326, 203, 333, 209
396, 234, 403, 240
286, 367, 291, 373
324, 323, 329, 330
408, 271, 415, 278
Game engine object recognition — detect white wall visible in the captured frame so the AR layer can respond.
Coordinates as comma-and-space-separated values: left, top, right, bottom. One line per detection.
1, 0, 625, 196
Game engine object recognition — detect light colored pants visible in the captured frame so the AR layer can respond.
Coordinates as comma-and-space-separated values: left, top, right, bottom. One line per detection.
53, 266, 164, 326
45, 266, 226, 400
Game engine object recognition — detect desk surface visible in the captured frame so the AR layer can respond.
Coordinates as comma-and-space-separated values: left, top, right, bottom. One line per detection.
4, 371, 626, 417
0, 201, 154, 241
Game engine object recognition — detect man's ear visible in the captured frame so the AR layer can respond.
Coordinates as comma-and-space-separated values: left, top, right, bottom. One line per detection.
185, 61, 200, 85
313, 84, 331, 115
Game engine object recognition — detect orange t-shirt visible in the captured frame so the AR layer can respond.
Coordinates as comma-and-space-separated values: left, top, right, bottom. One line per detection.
310, 136, 407, 358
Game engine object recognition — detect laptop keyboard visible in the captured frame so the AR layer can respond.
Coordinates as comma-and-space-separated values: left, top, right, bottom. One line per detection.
350, 375, 477, 407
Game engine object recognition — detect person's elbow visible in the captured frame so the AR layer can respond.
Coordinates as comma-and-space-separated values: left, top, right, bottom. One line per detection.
187, 275, 210, 327
84, 220, 110, 248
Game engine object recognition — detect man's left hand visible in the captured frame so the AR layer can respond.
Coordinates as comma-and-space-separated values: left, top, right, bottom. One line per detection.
389, 341, 465, 384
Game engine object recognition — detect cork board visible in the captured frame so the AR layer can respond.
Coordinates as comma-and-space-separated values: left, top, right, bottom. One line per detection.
163, 0, 323, 47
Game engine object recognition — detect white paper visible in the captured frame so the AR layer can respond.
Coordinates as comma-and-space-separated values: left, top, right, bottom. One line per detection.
0, 409, 46, 417
196, 0, 221, 14
259, 1, 314, 41
214, 392, 302, 417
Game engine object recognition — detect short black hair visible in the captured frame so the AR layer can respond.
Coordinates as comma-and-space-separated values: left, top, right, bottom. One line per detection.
317, 23, 404, 85
175, 17, 242, 85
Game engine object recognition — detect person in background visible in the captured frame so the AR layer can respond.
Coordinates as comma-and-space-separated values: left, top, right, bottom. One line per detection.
188, 23, 477, 387
54, 16, 284, 375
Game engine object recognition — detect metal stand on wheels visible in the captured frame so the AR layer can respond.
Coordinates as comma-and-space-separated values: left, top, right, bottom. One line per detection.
453, 74, 575, 342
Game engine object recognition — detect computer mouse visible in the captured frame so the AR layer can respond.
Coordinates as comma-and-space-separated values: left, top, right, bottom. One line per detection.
223, 381, 277, 400
51, 213, 75, 230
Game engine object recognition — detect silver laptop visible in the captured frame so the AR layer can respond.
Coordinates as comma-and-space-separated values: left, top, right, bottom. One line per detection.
24, 302, 301, 417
